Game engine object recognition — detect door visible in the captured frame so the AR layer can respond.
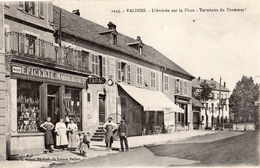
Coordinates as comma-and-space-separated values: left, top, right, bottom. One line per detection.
99, 94, 105, 124
47, 85, 60, 124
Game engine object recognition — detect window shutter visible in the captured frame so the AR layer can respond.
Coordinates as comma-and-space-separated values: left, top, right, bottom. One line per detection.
102, 57, 106, 78
127, 64, 130, 83
19, 33, 25, 54
18, 2, 24, 9
117, 61, 121, 81
39, 2, 44, 18
180, 80, 183, 95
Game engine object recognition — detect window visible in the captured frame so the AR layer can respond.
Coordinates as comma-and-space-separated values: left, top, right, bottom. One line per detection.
18, 33, 37, 55
25, 2, 36, 15
18, 2, 45, 18
91, 55, 106, 77
139, 46, 143, 55
117, 61, 130, 83
175, 79, 179, 94
17, 80, 41, 132
65, 88, 82, 130
150, 71, 156, 89
163, 75, 169, 91
136, 66, 143, 86
112, 34, 117, 45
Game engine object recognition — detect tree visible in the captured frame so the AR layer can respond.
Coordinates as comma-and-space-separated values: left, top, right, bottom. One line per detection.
193, 80, 216, 102
229, 76, 259, 123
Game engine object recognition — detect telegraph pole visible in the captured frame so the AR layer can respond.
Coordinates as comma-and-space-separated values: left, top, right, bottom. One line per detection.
219, 77, 222, 130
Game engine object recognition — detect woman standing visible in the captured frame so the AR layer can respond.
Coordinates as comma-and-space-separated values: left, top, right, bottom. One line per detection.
103, 117, 117, 150
67, 119, 78, 150
55, 118, 68, 149
40, 117, 54, 153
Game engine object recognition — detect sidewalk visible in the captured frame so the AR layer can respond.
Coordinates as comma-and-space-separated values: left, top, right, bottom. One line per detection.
0, 130, 216, 168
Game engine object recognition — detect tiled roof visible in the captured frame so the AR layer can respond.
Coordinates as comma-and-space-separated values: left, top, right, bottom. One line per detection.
53, 5, 194, 79
192, 78, 230, 92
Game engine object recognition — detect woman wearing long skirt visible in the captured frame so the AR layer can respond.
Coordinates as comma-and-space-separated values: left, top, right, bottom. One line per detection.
67, 119, 78, 150
55, 118, 68, 149
40, 117, 54, 152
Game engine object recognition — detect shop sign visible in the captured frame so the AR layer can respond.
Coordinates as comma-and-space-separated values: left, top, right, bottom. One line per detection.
87, 77, 106, 84
12, 66, 22, 74
12, 64, 85, 85
63, 93, 71, 101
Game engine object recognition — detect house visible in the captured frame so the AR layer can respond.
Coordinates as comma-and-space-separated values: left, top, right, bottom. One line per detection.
1, 1, 194, 158
192, 77, 230, 129
52, 5, 194, 137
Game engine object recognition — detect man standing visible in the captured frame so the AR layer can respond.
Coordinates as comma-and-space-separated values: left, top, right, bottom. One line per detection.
118, 119, 129, 152
103, 117, 117, 150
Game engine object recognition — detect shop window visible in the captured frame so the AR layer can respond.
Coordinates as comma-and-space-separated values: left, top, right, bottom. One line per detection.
65, 88, 81, 130
17, 80, 41, 132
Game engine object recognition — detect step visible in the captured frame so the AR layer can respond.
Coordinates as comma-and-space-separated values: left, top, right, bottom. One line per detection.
96, 129, 105, 133
98, 126, 104, 129
92, 135, 104, 138
94, 132, 105, 136
90, 137, 103, 141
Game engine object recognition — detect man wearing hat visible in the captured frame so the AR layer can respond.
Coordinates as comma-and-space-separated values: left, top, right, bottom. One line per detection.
117, 119, 129, 152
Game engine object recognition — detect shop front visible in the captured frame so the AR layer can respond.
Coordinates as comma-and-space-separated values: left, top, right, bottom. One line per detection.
118, 83, 184, 136
175, 95, 192, 131
6, 62, 88, 156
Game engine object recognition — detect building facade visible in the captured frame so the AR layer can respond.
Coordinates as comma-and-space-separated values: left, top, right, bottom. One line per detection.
2, 2, 194, 158
192, 78, 230, 129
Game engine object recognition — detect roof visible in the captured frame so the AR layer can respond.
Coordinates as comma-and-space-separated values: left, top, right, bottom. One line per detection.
53, 5, 194, 79
192, 97, 204, 108
192, 78, 230, 92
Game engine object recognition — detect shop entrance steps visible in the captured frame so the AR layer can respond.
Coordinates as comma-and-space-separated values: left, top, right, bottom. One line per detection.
90, 126, 105, 141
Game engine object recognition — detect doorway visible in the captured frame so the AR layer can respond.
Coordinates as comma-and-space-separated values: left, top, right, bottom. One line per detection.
47, 85, 60, 124
99, 94, 106, 124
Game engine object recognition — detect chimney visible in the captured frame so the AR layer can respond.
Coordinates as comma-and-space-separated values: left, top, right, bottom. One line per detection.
107, 22, 117, 30
198, 76, 200, 81
137, 36, 141, 41
211, 78, 214, 81
72, 9, 80, 16
224, 82, 226, 88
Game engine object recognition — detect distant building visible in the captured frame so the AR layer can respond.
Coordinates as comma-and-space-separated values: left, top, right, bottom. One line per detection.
192, 77, 230, 129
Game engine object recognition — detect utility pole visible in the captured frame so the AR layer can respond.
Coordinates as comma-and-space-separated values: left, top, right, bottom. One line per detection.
219, 77, 221, 130
59, 9, 62, 47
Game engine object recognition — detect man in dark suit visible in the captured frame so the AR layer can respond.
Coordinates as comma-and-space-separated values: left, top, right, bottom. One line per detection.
117, 119, 129, 152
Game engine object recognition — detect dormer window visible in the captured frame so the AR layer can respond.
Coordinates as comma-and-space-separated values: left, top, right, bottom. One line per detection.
99, 21, 118, 45
127, 36, 144, 56
139, 45, 143, 55
113, 33, 117, 45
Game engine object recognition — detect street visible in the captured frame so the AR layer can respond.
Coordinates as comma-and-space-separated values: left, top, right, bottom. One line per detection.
57, 130, 259, 167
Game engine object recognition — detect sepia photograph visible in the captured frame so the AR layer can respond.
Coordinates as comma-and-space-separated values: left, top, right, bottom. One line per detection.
0, 0, 259, 167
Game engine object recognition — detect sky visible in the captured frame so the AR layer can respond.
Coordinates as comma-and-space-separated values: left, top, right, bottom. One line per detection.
53, 0, 260, 92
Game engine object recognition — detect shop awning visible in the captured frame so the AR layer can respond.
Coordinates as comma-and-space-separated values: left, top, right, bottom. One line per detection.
118, 83, 184, 113
192, 97, 204, 108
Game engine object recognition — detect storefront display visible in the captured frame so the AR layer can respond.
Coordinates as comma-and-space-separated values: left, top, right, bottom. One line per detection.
17, 80, 41, 132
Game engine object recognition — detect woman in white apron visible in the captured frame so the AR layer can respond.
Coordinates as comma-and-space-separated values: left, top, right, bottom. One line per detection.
55, 118, 68, 149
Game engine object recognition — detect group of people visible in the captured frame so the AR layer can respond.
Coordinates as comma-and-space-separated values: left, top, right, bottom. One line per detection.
103, 117, 129, 152
41, 116, 129, 153
40, 117, 80, 153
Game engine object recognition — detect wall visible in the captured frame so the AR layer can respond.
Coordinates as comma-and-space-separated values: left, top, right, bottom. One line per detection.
0, 3, 6, 160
